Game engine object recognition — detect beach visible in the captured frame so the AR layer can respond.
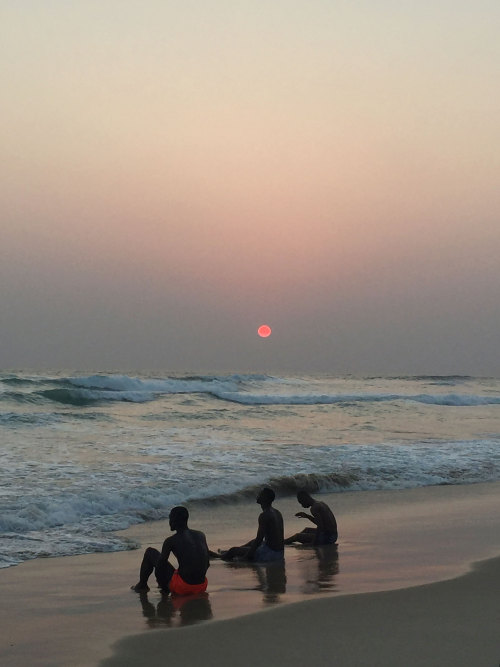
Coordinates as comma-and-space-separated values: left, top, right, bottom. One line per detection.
104, 556, 500, 667
3, 0, 500, 660
2, 481, 499, 666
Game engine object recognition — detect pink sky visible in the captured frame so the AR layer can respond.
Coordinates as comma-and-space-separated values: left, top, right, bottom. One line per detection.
1, 1, 499, 373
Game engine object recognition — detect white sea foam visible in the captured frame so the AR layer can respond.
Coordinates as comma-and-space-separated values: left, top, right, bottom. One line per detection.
1, 436, 499, 567
1, 371, 499, 568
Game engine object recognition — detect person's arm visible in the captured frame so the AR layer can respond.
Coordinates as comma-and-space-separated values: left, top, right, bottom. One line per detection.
247, 515, 266, 560
295, 511, 318, 524
158, 535, 173, 567
202, 534, 211, 571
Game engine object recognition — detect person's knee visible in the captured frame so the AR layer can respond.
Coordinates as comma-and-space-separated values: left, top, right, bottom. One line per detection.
144, 547, 159, 560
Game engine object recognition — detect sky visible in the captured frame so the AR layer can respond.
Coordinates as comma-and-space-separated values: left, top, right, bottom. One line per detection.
1, 1, 499, 374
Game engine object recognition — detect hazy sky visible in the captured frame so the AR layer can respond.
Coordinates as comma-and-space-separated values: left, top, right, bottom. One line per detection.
2, 1, 499, 374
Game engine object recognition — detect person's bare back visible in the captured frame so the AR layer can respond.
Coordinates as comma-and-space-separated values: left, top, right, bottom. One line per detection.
310, 500, 337, 535
131, 506, 210, 593
285, 491, 338, 546
220, 487, 285, 562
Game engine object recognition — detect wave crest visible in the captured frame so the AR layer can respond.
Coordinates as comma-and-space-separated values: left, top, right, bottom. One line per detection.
192, 472, 360, 506
2, 373, 500, 408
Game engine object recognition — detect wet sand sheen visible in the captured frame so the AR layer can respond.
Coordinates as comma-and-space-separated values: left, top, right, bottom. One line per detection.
103, 556, 500, 667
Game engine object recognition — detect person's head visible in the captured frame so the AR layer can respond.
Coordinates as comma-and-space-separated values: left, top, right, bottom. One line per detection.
297, 490, 313, 508
257, 487, 275, 507
169, 506, 189, 531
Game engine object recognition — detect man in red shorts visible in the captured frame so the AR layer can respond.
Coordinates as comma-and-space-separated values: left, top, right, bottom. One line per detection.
131, 506, 209, 595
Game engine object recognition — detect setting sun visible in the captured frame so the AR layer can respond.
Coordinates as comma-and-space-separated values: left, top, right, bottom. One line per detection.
257, 325, 272, 338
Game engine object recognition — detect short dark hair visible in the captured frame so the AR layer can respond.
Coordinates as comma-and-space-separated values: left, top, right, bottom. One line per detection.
297, 489, 311, 502
260, 487, 275, 503
170, 506, 189, 524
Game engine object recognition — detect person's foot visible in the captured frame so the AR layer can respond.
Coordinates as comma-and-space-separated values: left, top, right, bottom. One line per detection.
131, 582, 150, 592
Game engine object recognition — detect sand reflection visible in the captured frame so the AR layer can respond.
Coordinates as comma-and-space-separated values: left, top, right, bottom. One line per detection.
223, 560, 287, 605
138, 591, 213, 628
293, 544, 339, 594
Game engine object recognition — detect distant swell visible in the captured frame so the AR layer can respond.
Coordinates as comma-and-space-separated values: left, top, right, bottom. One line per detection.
212, 391, 500, 407
39, 388, 155, 405
2, 373, 500, 408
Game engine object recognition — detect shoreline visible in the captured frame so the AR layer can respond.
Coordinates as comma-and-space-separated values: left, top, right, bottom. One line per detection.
1, 481, 500, 666
102, 554, 500, 667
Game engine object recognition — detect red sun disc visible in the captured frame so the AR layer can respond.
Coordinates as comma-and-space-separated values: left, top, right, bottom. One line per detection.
257, 325, 272, 338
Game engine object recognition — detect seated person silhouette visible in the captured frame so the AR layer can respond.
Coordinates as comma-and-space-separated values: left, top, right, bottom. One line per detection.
220, 487, 285, 562
131, 506, 209, 595
284, 490, 338, 546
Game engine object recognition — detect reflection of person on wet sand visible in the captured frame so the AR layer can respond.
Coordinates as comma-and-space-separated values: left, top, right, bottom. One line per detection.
221, 487, 284, 562
298, 545, 339, 595
223, 559, 287, 605
131, 506, 209, 595
315, 545, 339, 589
138, 591, 213, 628
253, 562, 287, 604
285, 490, 338, 546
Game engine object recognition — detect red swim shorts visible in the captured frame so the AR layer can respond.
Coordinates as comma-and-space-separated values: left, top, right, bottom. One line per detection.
169, 571, 208, 596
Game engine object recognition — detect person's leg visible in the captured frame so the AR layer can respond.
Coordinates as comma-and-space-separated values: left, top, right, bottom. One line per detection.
131, 547, 161, 591
284, 528, 316, 545
314, 530, 338, 546
154, 556, 175, 592
220, 546, 251, 561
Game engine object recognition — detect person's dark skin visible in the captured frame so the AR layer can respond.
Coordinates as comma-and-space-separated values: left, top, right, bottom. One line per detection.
284, 491, 338, 545
221, 488, 284, 561
132, 507, 209, 592
247, 488, 284, 558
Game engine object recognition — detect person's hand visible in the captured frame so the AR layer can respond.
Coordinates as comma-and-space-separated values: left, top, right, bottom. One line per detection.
295, 512, 308, 518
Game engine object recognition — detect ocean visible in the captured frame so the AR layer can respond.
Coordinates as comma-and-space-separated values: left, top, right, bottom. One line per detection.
1, 371, 499, 569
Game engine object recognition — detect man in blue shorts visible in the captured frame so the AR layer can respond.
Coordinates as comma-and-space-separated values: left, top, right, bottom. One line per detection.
220, 487, 284, 562
284, 490, 338, 546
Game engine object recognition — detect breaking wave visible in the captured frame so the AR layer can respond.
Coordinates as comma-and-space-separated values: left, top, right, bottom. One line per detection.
2, 373, 499, 408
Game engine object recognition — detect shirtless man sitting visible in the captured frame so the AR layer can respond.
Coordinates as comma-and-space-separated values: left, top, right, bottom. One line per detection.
221, 487, 284, 562
131, 506, 209, 595
284, 490, 338, 546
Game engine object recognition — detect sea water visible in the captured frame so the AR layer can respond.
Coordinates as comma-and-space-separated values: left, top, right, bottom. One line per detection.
1, 372, 499, 568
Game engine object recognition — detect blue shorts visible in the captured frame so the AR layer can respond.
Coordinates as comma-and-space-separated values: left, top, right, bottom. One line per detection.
315, 531, 337, 545
253, 543, 285, 563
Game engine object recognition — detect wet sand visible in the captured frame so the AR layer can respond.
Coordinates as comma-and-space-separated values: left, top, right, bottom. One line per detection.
102, 555, 500, 667
1, 482, 499, 666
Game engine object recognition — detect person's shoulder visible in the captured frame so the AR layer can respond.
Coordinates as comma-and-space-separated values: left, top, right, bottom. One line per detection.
267, 507, 283, 521
188, 528, 207, 539
162, 533, 176, 547
314, 500, 333, 514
